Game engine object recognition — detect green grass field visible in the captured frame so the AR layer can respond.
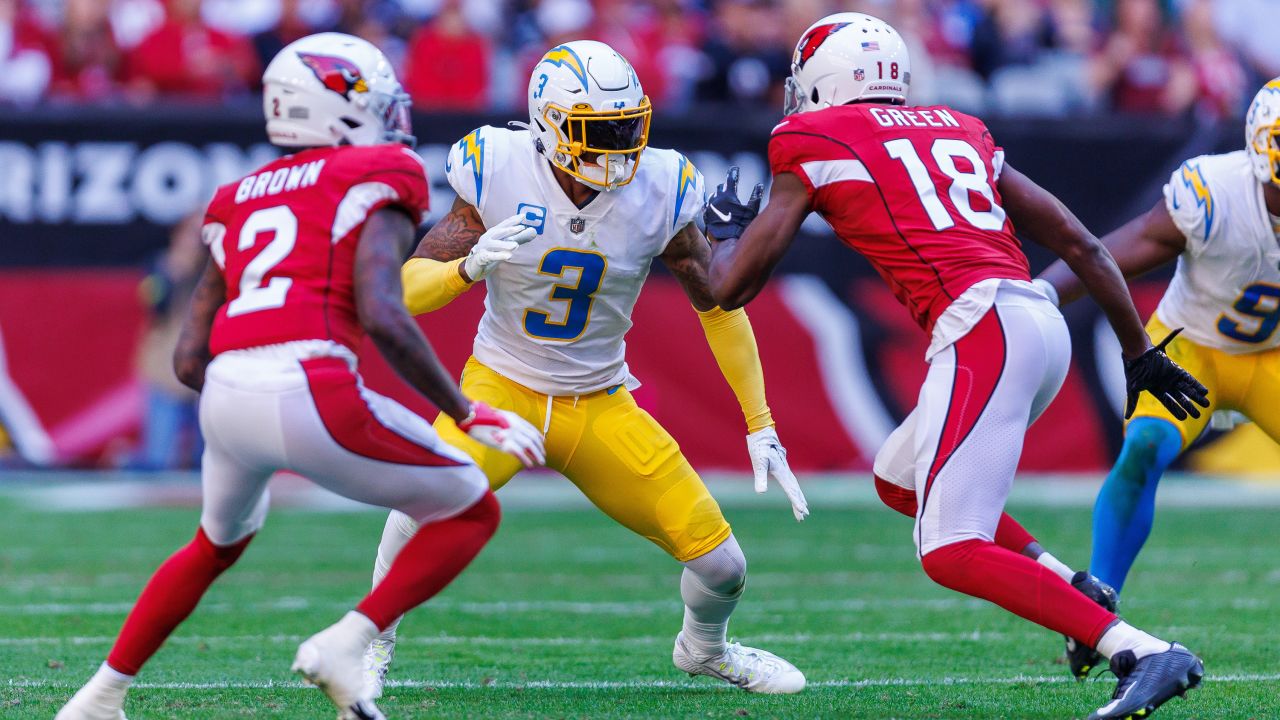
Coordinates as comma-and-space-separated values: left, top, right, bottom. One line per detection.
1, 477, 1277, 719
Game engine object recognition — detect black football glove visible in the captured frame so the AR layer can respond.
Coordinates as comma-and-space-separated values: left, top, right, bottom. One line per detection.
703, 166, 764, 241
1123, 328, 1210, 420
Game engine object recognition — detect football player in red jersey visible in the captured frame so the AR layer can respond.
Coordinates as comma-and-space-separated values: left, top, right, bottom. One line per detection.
705, 12, 1209, 720
56, 33, 544, 720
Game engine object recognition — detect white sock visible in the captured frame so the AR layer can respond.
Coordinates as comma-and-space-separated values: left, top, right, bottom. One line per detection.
73, 662, 132, 710
1035, 551, 1076, 584
1095, 621, 1171, 660
339, 610, 380, 648
371, 511, 418, 642
679, 536, 746, 660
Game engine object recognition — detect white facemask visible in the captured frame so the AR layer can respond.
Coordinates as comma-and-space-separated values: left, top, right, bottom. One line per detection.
575, 154, 632, 191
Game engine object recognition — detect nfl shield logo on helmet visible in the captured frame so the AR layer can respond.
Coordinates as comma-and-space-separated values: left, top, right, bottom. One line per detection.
854, 68, 865, 81
570, 217, 586, 234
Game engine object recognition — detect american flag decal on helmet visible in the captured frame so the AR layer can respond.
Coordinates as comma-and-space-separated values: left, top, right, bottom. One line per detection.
795, 22, 850, 70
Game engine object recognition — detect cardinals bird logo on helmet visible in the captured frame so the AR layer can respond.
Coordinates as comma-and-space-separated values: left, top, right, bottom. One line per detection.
795, 22, 850, 70
297, 52, 369, 98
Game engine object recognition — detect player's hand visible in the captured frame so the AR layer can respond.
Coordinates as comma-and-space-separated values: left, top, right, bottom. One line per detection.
458, 401, 545, 468
462, 214, 538, 282
1123, 328, 1210, 421
704, 166, 764, 241
746, 426, 808, 521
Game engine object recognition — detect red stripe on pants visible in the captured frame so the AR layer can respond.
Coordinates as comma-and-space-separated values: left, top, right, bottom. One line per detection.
918, 309, 1007, 530
301, 357, 463, 468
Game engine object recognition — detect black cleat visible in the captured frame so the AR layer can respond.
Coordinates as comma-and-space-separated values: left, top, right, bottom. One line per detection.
1087, 643, 1203, 720
1065, 571, 1118, 680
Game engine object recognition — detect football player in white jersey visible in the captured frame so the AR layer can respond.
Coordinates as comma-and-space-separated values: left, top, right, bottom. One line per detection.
1039, 78, 1280, 676
362, 40, 808, 695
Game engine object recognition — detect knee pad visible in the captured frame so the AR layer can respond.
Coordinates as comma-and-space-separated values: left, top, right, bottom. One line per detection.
683, 534, 746, 594
919, 538, 982, 590
1119, 418, 1183, 481
875, 476, 917, 518
194, 526, 252, 573
457, 490, 502, 535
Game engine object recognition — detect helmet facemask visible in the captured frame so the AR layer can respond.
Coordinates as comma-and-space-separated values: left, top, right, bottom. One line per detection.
783, 76, 807, 116
1252, 121, 1280, 186
541, 98, 652, 190
363, 86, 416, 147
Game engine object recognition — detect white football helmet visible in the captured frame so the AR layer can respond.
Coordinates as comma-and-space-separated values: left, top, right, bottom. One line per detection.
262, 32, 413, 148
784, 12, 910, 116
1246, 78, 1280, 185
523, 40, 651, 191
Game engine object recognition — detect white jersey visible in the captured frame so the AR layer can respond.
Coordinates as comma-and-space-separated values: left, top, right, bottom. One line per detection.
444, 126, 705, 395
1159, 150, 1280, 353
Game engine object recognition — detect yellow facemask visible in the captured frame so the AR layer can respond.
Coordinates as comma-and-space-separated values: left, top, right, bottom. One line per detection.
1251, 121, 1280, 185
542, 98, 653, 189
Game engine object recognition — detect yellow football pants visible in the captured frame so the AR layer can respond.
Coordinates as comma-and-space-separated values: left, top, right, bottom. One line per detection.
434, 357, 732, 562
1130, 313, 1280, 448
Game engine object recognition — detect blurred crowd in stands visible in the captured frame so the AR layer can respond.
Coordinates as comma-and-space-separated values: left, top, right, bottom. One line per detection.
1, 0, 1275, 119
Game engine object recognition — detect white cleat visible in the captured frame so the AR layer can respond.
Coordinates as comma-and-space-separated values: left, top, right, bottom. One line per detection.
362, 636, 396, 699
672, 632, 807, 694
54, 689, 127, 720
293, 612, 386, 720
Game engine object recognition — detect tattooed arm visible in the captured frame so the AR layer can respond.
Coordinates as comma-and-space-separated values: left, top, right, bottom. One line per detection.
173, 257, 226, 392
356, 207, 472, 421
660, 222, 718, 312
412, 196, 485, 280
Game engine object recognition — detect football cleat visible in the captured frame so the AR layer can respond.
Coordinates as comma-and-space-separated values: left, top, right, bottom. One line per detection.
1087, 643, 1203, 720
293, 612, 386, 720
1066, 571, 1119, 680
362, 636, 396, 699
672, 632, 806, 694
53, 691, 127, 720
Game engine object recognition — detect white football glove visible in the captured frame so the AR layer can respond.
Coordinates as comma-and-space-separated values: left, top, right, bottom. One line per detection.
463, 214, 538, 281
457, 401, 546, 468
746, 426, 808, 521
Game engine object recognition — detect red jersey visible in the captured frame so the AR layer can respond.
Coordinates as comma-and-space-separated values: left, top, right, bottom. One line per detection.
203, 144, 429, 356
769, 104, 1030, 332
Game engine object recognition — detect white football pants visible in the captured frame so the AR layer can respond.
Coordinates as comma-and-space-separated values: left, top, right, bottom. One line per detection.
874, 285, 1071, 556
197, 344, 486, 546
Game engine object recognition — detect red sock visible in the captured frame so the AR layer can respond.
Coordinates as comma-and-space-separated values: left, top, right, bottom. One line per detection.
107, 527, 252, 675
874, 476, 1036, 553
357, 491, 500, 630
921, 539, 1115, 646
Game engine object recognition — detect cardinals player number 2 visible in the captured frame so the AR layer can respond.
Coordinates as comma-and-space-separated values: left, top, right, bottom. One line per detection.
883, 137, 1007, 233
226, 205, 298, 318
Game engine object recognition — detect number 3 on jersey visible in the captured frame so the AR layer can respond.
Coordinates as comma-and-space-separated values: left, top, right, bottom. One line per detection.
524, 248, 607, 341
884, 137, 1007, 232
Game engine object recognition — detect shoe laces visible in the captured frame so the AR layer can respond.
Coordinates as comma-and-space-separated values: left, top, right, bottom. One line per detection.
718, 641, 783, 680
363, 639, 393, 679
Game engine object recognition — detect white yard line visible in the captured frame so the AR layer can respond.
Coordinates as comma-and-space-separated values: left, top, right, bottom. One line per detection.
5, 473, 1280, 512
7, 675, 1279, 691
3, 593, 1274, 617
0, 627, 1262, 648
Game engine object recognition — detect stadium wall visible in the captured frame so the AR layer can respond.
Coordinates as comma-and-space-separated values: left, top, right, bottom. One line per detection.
2, 108, 1269, 472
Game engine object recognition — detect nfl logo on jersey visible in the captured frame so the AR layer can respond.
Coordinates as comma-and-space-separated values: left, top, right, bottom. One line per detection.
570, 216, 586, 234
854, 68, 865, 81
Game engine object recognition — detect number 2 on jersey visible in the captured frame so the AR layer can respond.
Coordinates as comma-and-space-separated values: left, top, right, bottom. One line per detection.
524, 249, 607, 341
884, 138, 1007, 232
1217, 282, 1280, 344
226, 205, 297, 317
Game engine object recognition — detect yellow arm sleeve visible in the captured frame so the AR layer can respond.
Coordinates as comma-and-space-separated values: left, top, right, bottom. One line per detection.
697, 305, 775, 433
401, 257, 475, 315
